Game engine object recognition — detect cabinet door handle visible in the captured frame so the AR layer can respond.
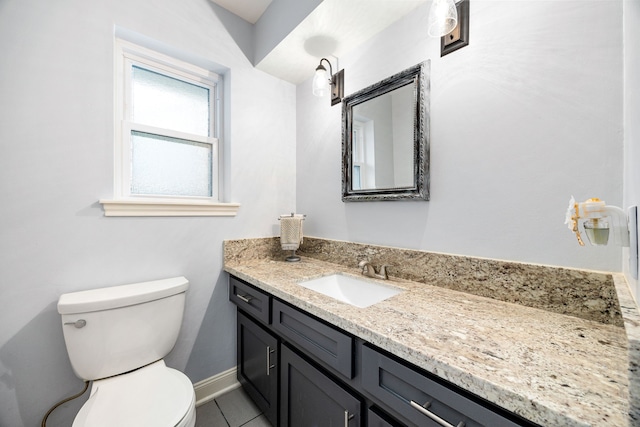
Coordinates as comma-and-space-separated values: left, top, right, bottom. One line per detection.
237, 294, 253, 303
344, 410, 354, 426
266, 346, 275, 376
410, 400, 465, 427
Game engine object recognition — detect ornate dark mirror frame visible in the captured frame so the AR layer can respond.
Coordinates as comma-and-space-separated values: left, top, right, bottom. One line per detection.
341, 61, 430, 202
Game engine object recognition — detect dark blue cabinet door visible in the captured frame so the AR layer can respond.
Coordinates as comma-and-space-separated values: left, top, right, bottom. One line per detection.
237, 310, 278, 426
280, 344, 361, 427
368, 407, 407, 427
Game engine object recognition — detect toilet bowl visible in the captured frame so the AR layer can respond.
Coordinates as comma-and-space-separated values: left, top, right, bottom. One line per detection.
57, 277, 196, 427
73, 361, 195, 427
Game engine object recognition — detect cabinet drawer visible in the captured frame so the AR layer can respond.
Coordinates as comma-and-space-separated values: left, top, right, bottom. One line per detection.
229, 275, 270, 324
272, 299, 354, 379
361, 344, 525, 427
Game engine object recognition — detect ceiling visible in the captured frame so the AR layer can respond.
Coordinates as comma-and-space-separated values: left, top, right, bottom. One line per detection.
211, 0, 427, 84
210, 0, 273, 24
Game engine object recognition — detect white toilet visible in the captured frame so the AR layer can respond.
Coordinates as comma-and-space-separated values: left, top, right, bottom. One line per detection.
57, 276, 196, 427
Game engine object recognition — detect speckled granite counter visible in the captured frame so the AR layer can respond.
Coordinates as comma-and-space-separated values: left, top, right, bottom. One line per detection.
224, 237, 640, 427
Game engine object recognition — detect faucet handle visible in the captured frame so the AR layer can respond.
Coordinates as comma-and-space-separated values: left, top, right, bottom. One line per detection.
358, 260, 376, 277
358, 259, 375, 273
378, 265, 390, 279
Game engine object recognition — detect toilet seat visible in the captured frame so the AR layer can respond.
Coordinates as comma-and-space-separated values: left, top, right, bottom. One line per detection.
73, 360, 196, 427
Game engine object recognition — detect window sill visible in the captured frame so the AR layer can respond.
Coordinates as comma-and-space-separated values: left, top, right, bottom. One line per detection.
99, 199, 240, 217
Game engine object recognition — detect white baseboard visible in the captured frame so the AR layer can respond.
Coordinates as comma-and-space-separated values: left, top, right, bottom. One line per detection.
193, 366, 241, 406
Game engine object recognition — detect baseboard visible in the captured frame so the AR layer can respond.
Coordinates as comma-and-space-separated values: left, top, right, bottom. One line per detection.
193, 366, 241, 406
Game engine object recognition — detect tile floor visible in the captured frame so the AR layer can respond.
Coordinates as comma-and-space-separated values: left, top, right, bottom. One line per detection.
195, 386, 272, 427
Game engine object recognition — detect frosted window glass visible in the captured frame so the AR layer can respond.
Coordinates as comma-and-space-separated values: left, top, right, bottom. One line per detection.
352, 165, 361, 190
132, 66, 210, 136
131, 131, 212, 197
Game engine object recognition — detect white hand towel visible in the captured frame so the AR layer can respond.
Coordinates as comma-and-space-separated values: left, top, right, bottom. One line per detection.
280, 215, 303, 251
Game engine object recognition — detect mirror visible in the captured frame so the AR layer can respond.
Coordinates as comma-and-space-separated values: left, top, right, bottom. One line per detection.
342, 61, 429, 202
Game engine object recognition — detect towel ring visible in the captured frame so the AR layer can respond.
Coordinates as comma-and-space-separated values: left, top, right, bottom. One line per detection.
278, 213, 306, 220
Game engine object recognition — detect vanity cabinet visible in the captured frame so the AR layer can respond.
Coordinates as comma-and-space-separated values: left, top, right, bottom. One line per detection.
272, 299, 353, 379
229, 274, 537, 427
237, 310, 278, 426
230, 275, 271, 324
361, 344, 523, 427
368, 407, 407, 427
280, 344, 361, 426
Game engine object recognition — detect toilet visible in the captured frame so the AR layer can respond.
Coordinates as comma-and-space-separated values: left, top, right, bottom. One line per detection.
57, 276, 196, 427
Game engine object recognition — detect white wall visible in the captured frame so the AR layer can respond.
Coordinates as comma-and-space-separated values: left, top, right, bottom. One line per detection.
254, 0, 322, 64
0, 0, 296, 426
0, 1, 631, 425
297, 0, 624, 272
624, 0, 640, 301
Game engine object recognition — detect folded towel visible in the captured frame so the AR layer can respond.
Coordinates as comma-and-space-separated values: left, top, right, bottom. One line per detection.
280, 215, 304, 251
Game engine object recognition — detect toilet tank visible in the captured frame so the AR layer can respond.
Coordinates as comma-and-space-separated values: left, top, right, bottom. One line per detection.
57, 277, 189, 381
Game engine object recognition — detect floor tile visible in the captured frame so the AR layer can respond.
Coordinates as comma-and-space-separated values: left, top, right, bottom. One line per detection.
195, 400, 228, 427
215, 387, 262, 427
241, 414, 272, 427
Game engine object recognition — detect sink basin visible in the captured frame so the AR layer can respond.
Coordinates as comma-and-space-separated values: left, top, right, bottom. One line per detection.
298, 274, 403, 308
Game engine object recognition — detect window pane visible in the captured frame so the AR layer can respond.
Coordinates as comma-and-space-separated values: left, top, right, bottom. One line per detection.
353, 165, 361, 190
132, 66, 210, 136
131, 131, 212, 197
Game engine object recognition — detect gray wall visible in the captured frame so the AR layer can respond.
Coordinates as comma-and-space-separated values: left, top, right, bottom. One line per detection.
254, 0, 323, 65
297, 0, 624, 272
624, 0, 640, 300
0, 0, 296, 426
0, 1, 636, 426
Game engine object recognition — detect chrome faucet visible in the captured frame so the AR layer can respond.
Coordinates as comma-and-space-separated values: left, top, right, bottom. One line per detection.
358, 261, 389, 280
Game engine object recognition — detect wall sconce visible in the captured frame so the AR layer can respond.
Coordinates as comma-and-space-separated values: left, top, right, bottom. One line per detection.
428, 0, 470, 56
312, 58, 344, 106
565, 197, 639, 279
427, 0, 458, 37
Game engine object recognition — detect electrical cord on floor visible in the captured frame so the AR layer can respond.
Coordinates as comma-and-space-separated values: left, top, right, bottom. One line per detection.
41, 380, 90, 427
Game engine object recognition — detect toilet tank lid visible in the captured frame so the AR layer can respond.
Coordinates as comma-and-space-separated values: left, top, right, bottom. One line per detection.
57, 277, 189, 315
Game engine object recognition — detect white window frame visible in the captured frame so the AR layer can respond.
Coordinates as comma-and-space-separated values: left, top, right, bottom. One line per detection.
100, 38, 239, 217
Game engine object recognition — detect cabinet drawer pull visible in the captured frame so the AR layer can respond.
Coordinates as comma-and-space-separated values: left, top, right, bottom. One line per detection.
344, 410, 354, 426
237, 294, 253, 303
266, 346, 275, 376
410, 401, 465, 427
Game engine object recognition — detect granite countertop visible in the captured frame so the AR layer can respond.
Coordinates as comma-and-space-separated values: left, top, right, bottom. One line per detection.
225, 256, 631, 427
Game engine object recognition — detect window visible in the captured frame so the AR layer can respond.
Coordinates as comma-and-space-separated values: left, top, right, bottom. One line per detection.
100, 38, 239, 217
351, 119, 375, 191
352, 124, 364, 190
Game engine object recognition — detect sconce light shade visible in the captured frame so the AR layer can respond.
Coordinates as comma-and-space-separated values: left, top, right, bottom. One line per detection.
428, 0, 458, 37
312, 58, 344, 106
312, 64, 329, 97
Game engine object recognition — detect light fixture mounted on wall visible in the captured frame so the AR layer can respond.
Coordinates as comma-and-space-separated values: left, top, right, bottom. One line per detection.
428, 0, 470, 57
312, 58, 344, 106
